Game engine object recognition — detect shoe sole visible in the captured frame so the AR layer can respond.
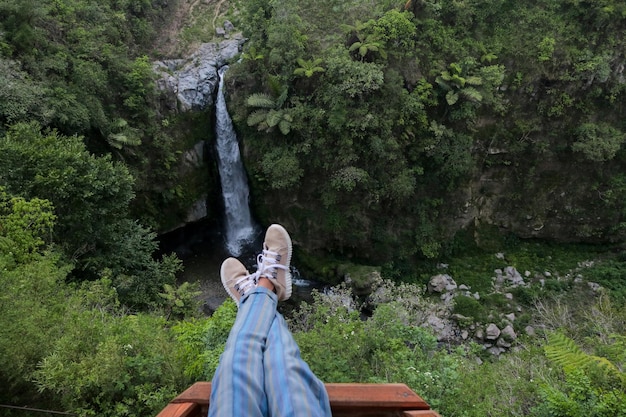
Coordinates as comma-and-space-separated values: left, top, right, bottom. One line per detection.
269, 224, 293, 300
220, 258, 241, 304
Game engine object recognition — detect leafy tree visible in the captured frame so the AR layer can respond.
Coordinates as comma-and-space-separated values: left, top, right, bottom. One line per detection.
323, 51, 385, 98
257, 146, 304, 189
0, 187, 55, 265
0, 122, 179, 308
0, 189, 190, 416
572, 122, 626, 162
370, 10, 416, 56
0, 58, 47, 128
159, 282, 203, 320
264, 0, 307, 74
34, 307, 187, 417
291, 281, 462, 410
172, 301, 237, 380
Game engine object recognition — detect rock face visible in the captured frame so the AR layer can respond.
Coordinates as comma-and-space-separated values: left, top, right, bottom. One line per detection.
153, 37, 244, 113
151, 35, 245, 230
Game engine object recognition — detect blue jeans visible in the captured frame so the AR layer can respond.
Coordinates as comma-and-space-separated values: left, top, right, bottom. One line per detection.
209, 287, 331, 417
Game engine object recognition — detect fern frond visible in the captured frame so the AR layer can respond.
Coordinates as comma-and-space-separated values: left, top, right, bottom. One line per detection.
107, 133, 141, 149
276, 87, 289, 108
266, 109, 283, 128
267, 75, 283, 97
445, 91, 459, 106
546, 333, 626, 385
247, 110, 268, 127
246, 93, 275, 108
278, 118, 292, 135
465, 75, 483, 86
111, 118, 129, 129
460, 87, 483, 103
349, 42, 363, 53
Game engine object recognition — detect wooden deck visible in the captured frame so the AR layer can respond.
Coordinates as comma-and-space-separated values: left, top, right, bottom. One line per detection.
157, 382, 442, 417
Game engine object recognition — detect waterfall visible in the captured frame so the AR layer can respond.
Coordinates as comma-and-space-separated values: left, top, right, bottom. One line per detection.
215, 65, 258, 256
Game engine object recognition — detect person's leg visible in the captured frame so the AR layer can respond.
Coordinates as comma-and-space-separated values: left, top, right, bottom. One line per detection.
209, 285, 278, 417
264, 312, 331, 417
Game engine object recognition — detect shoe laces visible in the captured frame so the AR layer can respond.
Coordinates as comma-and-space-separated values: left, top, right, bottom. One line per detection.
257, 248, 288, 280
234, 273, 258, 297
233, 249, 288, 297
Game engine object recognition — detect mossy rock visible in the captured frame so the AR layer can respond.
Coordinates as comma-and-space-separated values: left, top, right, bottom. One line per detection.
339, 264, 381, 297
453, 295, 488, 323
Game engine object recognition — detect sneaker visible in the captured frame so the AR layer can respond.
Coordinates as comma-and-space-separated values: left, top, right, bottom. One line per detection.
221, 257, 257, 304
257, 224, 293, 301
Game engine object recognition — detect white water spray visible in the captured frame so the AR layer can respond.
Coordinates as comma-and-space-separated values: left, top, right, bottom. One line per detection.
215, 66, 257, 256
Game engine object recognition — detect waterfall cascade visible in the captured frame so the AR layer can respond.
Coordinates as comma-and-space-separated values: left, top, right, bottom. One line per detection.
215, 66, 258, 256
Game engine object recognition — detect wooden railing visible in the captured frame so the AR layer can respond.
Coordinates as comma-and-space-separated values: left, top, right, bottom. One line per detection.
157, 382, 442, 417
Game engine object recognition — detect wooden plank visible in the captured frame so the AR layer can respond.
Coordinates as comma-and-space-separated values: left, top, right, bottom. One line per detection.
164, 382, 435, 417
156, 402, 198, 417
403, 411, 443, 417
171, 382, 211, 405
326, 383, 430, 410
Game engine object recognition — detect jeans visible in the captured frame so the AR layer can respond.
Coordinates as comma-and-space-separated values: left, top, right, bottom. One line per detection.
209, 287, 331, 417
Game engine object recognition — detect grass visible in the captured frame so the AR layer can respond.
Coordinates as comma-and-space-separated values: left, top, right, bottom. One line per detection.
424, 239, 611, 294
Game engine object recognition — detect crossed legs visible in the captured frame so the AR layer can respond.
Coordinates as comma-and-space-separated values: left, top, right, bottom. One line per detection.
208, 225, 331, 417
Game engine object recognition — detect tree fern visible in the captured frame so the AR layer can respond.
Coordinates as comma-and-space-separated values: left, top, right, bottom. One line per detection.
348, 33, 387, 61
545, 332, 625, 386
294, 58, 325, 78
245, 81, 294, 135
465, 75, 483, 86
241, 46, 264, 61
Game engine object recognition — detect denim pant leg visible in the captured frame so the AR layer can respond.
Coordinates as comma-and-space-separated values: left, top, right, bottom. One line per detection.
263, 312, 331, 417
209, 287, 278, 417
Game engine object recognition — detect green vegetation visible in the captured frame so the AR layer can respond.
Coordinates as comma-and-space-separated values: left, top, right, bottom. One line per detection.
225, 0, 626, 266
2, 0, 626, 416
289, 276, 626, 417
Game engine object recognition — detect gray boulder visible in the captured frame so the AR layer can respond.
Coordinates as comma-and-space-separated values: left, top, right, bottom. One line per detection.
153, 38, 245, 113
500, 324, 518, 341
428, 274, 457, 293
485, 323, 501, 340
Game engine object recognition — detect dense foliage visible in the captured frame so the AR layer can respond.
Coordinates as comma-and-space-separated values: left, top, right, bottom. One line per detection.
224, 0, 626, 267
2, 0, 626, 416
